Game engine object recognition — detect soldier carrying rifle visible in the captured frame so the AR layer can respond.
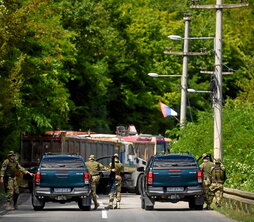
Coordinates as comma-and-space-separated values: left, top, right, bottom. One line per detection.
209, 159, 226, 208
105, 153, 124, 209
0, 151, 34, 210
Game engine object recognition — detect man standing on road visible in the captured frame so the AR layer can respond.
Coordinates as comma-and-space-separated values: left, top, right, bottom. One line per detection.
210, 159, 226, 208
0, 151, 34, 211
105, 153, 124, 209
200, 153, 214, 210
85, 154, 107, 210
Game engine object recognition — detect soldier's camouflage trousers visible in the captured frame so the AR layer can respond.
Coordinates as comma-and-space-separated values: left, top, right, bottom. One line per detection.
6, 177, 19, 202
203, 182, 214, 207
209, 183, 223, 206
91, 175, 100, 204
109, 179, 121, 204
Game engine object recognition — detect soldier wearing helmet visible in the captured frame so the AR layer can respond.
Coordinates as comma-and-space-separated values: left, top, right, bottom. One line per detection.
209, 159, 226, 208
199, 153, 214, 210
105, 153, 124, 209
0, 151, 34, 210
85, 154, 108, 210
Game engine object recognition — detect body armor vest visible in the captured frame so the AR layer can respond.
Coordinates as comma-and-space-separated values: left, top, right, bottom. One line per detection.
5, 161, 18, 177
211, 166, 225, 183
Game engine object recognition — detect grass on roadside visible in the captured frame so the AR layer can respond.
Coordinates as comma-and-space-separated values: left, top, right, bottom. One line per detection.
214, 203, 254, 222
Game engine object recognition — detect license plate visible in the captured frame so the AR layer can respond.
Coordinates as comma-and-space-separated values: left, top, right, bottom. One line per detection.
54, 188, 71, 193
167, 187, 184, 192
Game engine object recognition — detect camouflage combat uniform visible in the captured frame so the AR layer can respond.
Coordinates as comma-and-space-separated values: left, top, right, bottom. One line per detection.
0, 151, 29, 210
85, 155, 107, 210
209, 159, 226, 208
200, 154, 214, 210
107, 154, 124, 209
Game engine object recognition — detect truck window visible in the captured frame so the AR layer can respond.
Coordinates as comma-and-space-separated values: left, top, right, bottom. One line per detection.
153, 156, 197, 169
146, 157, 154, 170
128, 144, 135, 155
156, 143, 165, 154
96, 156, 112, 166
41, 157, 84, 169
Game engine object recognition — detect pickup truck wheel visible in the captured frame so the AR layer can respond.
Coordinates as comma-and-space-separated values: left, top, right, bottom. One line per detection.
141, 197, 145, 209
189, 199, 203, 210
135, 175, 144, 195
32, 194, 45, 211
79, 205, 91, 211
145, 205, 154, 211
188, 199, 195, 209
194, 205, 203, 210
33, 205, 44, 211
78, 199, 91, 211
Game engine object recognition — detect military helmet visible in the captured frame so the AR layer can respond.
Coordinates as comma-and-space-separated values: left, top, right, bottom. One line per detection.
7, 151, 16, 157
113, 153, 119, 158
201, 153, 209, 160
89, 154, 95, 160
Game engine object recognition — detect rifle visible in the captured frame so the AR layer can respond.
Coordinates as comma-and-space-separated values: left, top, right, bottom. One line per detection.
3, 175, 8, 193
108, 155, 116, 194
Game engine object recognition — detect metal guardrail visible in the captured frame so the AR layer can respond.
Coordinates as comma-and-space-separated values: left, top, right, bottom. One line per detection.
223, 187, 254, 215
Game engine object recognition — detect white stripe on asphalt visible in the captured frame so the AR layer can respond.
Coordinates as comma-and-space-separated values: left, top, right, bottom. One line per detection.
99, 201, 108, 219
102, 210, 108, 219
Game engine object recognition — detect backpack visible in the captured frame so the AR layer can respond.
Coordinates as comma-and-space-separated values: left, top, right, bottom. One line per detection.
211, 165, 226, 183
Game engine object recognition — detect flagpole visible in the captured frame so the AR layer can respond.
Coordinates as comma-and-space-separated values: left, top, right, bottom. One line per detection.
174, 116, 180, 123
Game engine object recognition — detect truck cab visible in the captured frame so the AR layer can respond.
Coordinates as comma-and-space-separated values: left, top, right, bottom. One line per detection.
32, 154, 91, 210
141, 154, 204, 210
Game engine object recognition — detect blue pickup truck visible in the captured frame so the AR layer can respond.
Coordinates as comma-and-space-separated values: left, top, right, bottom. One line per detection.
32, 154, 91, 210
141, 154, 204, 210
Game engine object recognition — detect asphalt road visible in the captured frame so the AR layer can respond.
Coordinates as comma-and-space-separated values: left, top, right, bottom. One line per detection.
0, 193, 236, 222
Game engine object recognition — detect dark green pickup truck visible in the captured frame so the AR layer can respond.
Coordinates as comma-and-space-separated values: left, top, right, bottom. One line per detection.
32, 155, 91, 210
141, 154, 204, 210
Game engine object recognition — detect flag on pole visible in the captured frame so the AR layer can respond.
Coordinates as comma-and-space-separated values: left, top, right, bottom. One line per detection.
159, 101, 178, 118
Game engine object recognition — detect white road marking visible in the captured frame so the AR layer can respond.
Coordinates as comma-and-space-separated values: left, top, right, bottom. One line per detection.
102, 210, 108, 219
99, 201, 108, 219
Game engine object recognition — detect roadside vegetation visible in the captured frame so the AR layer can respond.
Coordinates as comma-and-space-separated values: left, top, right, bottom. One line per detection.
216, 204, 254, 222
169, 101, 254, 219
170, 101, 254, 192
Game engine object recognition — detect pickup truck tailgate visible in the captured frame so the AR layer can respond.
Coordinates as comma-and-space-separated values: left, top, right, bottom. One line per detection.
152, 169, 199, 187
40, 169, 85, 187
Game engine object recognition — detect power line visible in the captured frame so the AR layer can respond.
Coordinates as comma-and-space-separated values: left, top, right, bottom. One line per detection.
191, 0, 249, 160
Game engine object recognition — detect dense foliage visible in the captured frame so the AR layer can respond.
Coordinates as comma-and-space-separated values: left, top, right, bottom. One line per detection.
0, 0, 253, 191
170, 100, 254, 192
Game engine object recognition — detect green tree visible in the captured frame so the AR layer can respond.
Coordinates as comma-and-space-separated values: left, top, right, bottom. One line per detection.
0, 0, 253, 165
0, 0, 75, 158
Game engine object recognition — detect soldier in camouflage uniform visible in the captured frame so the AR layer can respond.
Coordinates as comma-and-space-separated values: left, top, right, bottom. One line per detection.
200, 153, 214, 210
0, 151, 34, 210
105, 153, 124, 209
209, 159, 226, 208
85, 154, 107, 210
